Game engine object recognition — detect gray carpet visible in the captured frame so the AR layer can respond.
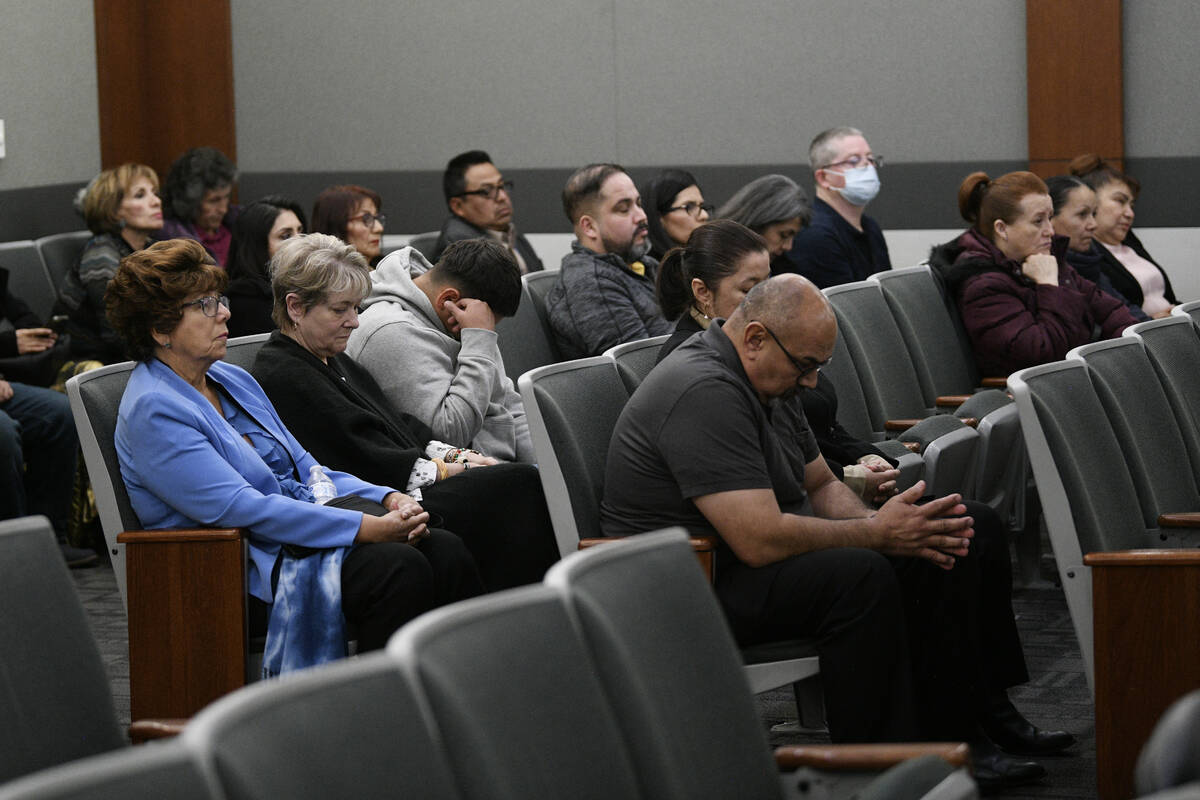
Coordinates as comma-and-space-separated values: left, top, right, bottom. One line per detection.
72, 552, 1095, 798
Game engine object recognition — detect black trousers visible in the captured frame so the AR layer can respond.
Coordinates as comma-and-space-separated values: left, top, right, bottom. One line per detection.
716, 500, 1028, 744
250, 495, 484, 652
891, 499, 1028, 740
420, 463, 560, 591
717, 546, 919, 744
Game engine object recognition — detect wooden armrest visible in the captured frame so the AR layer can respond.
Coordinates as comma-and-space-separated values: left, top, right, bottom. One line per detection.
958, 417, 978, 428
899, 441, 921, 453
884, 419, 921, 432
579, 535, 718, 582
775, 742, 970, 771
117, 527, 244, 544
1157, 512, 1200, 529
935, 395, 971, 408
979, 377, 1007, 388
129, 718, 188, 743
1084, 548, 1200, 567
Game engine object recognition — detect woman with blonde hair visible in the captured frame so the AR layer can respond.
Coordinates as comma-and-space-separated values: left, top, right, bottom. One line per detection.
53, 163, 163, 362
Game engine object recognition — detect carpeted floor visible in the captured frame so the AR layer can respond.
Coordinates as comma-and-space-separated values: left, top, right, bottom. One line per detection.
73, 548, 1095, 798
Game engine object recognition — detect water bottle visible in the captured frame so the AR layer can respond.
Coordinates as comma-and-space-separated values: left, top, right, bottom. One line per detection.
308, 465, 337, 505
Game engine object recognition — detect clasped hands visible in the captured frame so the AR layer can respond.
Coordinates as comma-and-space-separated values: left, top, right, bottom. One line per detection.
870, 481, 973, 570
357, 492, 431, 545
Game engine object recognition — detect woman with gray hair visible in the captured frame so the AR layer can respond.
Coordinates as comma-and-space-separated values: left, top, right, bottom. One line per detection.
251, 234, 559, 591
161, 146, 241, 266
715, 174, 811, 270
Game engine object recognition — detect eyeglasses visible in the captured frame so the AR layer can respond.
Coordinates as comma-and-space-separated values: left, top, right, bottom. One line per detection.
351, 212, 387, 229
820, 154, 884, 171
456, 180, 514, 201
758, 322, 830, 377
666, 201, 714, 219
181, 295, 230, 318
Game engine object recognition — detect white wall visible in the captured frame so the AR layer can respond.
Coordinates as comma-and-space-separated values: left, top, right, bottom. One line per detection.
0, 0, 100, 191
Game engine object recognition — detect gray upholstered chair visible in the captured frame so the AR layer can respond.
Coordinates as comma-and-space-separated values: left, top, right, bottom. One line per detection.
221, 332, 271, 370
495, 275, 562, 383
603, 334, 670, 393
1068, 338, 1200, 528
517, 356, 819, 714
183, 652, 460, 800
1126, 317, 1200, 468
545, 529, 976, 800
1137, 690, 1200, 798
0, 240, 57, 321
0, 740, 212, 800
388, 585, 645, 800
1171, 299, 1200, 331
0, 516, 127, 784
404, 231, 439, 259
34, 231, 91, 293
66, 364, 252, 720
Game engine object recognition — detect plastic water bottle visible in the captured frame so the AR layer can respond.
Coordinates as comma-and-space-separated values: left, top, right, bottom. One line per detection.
308, 465, 337, 505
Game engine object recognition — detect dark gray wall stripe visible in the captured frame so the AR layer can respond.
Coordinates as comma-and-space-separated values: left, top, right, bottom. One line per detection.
4, 158, 1194, 243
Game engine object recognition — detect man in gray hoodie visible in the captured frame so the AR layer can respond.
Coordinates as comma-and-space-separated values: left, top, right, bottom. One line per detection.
347, 239, 534, 463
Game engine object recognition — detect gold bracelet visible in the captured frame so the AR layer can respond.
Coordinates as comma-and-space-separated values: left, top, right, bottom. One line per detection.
432, 458, 449, 481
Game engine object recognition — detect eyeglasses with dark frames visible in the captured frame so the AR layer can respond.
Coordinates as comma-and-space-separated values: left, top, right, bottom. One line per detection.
351, 212, 387, 229
757, 321, 830, 378
181, 295, 230, 318
820, 154, 884, 171
455, 180, 514, 201
665, 201, 714, 219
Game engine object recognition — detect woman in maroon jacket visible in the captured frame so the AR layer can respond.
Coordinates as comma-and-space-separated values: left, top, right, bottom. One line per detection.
929, 171, 1138, 377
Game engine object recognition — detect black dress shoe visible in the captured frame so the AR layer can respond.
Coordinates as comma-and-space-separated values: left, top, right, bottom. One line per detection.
980, 696, 1076, 755
971, 737, 1047, 794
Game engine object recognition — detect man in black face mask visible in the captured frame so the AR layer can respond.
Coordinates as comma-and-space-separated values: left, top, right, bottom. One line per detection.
781, 126, 893, 288
545, 163, 673, 359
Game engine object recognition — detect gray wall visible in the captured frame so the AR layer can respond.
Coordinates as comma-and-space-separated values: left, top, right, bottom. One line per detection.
0, 0, 100, 236
231, 0, 1027, 170
3, 1, 1199, 240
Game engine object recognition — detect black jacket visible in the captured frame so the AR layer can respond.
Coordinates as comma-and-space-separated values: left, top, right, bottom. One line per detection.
430, 216, 544, 272
249, 331, 434, 489
1097, 230, 1176, 308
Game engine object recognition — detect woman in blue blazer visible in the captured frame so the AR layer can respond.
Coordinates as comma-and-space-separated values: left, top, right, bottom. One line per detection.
107, 239, 481, 674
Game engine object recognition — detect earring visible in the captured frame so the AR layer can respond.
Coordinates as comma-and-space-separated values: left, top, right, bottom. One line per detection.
162, 339, 171, 349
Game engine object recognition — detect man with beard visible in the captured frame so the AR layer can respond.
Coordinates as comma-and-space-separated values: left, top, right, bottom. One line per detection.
545, 163, 673, 358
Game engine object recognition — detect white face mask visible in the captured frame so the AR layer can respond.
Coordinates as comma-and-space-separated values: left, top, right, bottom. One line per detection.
832, 164, 881, 207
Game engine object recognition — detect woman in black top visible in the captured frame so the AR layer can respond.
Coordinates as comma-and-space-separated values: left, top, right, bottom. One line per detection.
250, 233, 559, 591
226, 196, 306, 337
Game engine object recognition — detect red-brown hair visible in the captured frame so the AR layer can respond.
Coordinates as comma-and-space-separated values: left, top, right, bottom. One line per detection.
957, 171, 1048, 243
310, 185, 383, 241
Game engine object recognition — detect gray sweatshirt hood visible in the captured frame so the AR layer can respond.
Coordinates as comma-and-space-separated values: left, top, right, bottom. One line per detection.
360, 246, 440, 329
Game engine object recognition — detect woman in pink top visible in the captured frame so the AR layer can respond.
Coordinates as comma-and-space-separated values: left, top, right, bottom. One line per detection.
1069, 154, 1177, 318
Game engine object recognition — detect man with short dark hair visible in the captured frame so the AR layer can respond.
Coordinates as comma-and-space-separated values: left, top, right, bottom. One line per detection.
428, 150, 543, 273
602, 274, 1071, 789
347, 238, 533, 462
545, 163, 672, 358
782, 127, 892, 287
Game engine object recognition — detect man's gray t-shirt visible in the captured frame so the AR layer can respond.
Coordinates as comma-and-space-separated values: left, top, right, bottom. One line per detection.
600, 321, 821, 545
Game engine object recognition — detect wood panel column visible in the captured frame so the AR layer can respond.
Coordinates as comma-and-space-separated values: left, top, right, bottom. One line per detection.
93, 0, 236, 180
1026, 0, 1123, 178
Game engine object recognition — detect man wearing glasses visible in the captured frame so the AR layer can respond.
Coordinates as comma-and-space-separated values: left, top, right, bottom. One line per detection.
782, 127, 892, 288
599, 275, 1063, 788
545, 163, 672, 359
429, 150, 543, 273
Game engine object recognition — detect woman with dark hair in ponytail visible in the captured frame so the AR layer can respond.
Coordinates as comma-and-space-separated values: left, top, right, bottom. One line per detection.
656, 219, 900, 504
928, 171, 1138, 377
1046, 175, 1148, 322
